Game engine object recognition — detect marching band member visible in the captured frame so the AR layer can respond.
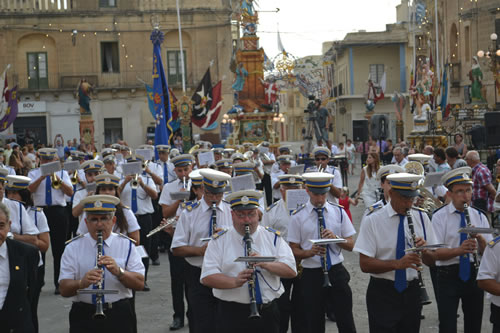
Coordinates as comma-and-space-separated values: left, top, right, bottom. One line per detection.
306, 147, 342, 203
212, 147, 224, 162
259, 141, 276, 207
201, 190, 297, 333
171, 169, 232, 333
270, 145, 296, 175
354, 173, 436, 333
477, 233, 500, 332
432, 167, 491, 332
271, 155, 293, 203
119, 154, 158, 291
102, 155, 122, 179
232, 161, 266, 212
59, 195, 145, 332
216, 159, 233, 176
262, 174, 306, 333
288, 172, 356, 333
72, 160, 104, 226
28, 148, 73, 294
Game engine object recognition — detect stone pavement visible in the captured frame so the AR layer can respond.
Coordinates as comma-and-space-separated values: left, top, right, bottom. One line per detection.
38, 165, 492, 332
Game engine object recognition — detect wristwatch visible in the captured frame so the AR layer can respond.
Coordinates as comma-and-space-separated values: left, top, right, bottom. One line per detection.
118, 267, 125, 278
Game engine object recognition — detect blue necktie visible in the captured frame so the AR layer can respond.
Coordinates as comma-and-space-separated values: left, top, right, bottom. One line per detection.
394, 214, 407, 292
244, 239, 262, 304
131, 187, 138, 213
163, 163, 169, 184
456, 210, 470, 282
314, 207, 332, 270
45, 175, 52, 206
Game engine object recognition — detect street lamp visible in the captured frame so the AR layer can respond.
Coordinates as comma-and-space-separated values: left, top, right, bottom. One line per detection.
477, 33, 500, 108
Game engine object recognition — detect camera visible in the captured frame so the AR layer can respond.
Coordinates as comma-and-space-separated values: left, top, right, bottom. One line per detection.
304, 95, 317, 114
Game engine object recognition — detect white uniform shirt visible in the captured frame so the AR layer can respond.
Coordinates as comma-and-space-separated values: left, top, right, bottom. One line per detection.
102, 169, 122, 180
288, 201, 356, 268
0, 164, 16, 176
153, 160, 177, 184
271, 170, 285, 200
28, 207, 50, 233
354, 204, 436, 281
28, 168, 72, 207
171, 198, 232, 267
261, 199, 293, 239
59, 232, 145, 304
159, 178, 191, 207
120, 175, 156, 215
200, 226, 296, 304
77, 207, 140, 235
3, 198, 38, 235
304, 165, 343, 203
432, 203, 492, 266
262, 152, 276, 175
477, 240, 500, 306
270, 160, 297, 176
72, 188, 90, 225
0, 241, 9, 310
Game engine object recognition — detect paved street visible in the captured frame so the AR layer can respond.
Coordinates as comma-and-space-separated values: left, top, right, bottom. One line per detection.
38, 166, 492, 332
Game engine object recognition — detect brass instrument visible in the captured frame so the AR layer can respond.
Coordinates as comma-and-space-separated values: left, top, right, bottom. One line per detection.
130, 174, 139, 189
146, 217, 178, 238
418, 187, 443, 213
188, 144, 200, 155
463, 203, 479, 270
182, 176, 187, 190
406, 209, 432, 306
142, 160, 150, 170
70, 170, 79, 186
243, 151, 254, 162
211, 202, 217, 236
317, 209, 332, 288
94, 230, 106, 319
243, 224, 260, 319
51, 172, 62, 189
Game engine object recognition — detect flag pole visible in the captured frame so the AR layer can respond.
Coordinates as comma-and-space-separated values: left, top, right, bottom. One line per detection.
434, 0, 440, 87
176, 0, 186, 94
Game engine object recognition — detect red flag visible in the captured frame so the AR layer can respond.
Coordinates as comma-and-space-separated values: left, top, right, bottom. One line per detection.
199, 81, 222, 129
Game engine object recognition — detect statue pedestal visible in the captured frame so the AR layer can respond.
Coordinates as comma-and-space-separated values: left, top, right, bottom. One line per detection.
227, 112, 279, 147
79, 115, 95, 149
236, 49, 265, 110
176, 95, 193, 153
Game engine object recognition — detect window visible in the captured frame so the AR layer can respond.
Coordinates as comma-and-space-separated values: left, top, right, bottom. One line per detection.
104, 118, 122, 144
167, 50, 187, 85
27, 52, 48, 89
465, 26, 470, 62
99, 0, 116, 7
101, 42, 119, 73
369, 64, 384, 84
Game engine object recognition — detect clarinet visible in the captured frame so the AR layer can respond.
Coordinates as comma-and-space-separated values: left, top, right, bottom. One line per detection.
406, 210, 432, 305
211, 202, 217, 236
243, 224, 260, 319
318, 211, 332, 288
94, 231, 106, 319
463, 203, 479, 270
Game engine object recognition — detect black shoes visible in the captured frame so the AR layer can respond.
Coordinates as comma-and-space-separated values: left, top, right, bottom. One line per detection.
152, 258, 160, 266
169, 318, 184, 331
54, 286, 60, 295
143, 282, 150, 292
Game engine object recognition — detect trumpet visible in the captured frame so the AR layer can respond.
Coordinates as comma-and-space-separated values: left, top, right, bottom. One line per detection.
51, 172, 62, 189
146, 217, 178, 238
70, 170, 79, 186
463, 203, 479, 270
142, 160, 150, 170
130, 174, 139, 189
243, 224, 260, 319
406, 209, 432, 306
182, 176, 187, 190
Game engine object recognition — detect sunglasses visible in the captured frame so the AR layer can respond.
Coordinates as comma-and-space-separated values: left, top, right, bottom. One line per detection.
315, 157, 328, 161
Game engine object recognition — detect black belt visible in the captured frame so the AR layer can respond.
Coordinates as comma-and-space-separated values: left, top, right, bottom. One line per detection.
370, 276, 420, 288
437, 263, 477, 278
219, 299, 277, 312
72, 298, 130, 311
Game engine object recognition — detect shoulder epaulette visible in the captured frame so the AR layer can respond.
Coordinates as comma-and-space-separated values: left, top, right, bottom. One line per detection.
412, 206, 426, 212
122, 205, 130, 210
265, 226, 281, 237
489, 235, 500, 248
266, 201, 278, 212
367, 202, 384, 215
432, 204, 447, 215
187, 201, 201, 212
181, 200, 194, 210
327, 201, 344, 208
65, 233, 84, 245
212, 229, 228, 240
291, 204, 306, 215
118, 233, 137, 244
30, 206, 43, 212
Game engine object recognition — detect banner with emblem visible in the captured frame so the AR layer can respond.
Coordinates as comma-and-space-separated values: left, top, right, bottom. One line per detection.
0, 86, 18, 132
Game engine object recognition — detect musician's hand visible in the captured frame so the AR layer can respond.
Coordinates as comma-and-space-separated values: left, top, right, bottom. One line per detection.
98, 255, 120, 276
163, 223, 175, 236
124, 175, 133, 184
396, 253, 422, 271
321, 228, 336, 239
214, 227, 223, 234
82, 268, 103, 288
86, 191, 95, 196
414, 237, 426, 248
459, 238, 477, 255
234, 268, 254, 287
198, 242, 209, 256
310, 245, 326, 257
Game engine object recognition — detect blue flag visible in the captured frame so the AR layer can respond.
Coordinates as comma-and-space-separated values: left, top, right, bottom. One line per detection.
150, 29, 173, 159
145, 84, 156, 119
440, 65, 448, 113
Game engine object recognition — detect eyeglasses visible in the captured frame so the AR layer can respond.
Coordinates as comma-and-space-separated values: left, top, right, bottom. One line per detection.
452, 188, 472, 195
234, 211, 258, 219
315, 157, 328, 161
87, 216, 113, 223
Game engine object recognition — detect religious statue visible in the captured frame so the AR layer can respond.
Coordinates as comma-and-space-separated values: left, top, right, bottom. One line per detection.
410, 63, 433, 117
241, 0, 255, 17
365, 77, 383, 112
78, 79, 92, 115
469, 56, 486, 102
232, 63, 248, 92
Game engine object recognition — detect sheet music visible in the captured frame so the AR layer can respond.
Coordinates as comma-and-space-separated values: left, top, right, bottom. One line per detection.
259, 146, 269, 154
40, 161, 62, 176
121, 162, 142, 176
230, 174, 256, 192
63, 161, 80, 171
135, 149, 153, 161
198, 151, 215, 167
85, 182, 97, 192
424, 171, 446, 187
170, 191, 191, 201
286, 189, 309, 211
288, 164, 305, 175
